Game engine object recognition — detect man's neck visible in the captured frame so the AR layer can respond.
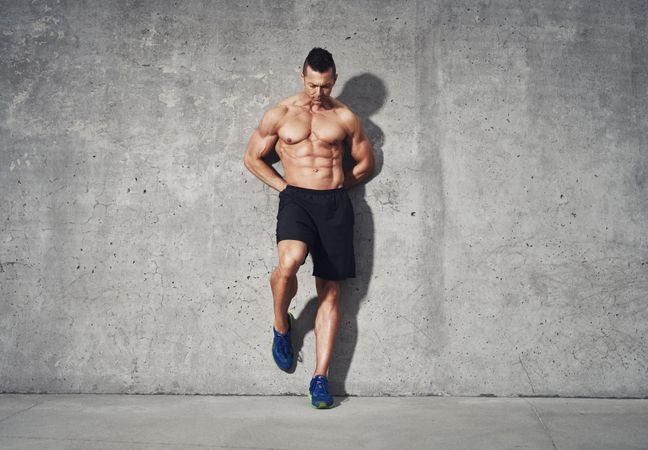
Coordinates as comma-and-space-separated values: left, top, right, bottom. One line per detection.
308, 100, 333, 113
297, 94, 333, 112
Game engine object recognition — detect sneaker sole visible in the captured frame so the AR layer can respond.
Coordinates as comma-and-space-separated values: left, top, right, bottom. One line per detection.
308, 393, 333, 409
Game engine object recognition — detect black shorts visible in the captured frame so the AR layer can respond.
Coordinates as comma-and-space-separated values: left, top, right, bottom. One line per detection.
276, 184, 356, 281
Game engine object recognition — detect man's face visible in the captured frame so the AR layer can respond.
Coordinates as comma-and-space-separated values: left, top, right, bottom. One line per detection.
301, 65, 337, 105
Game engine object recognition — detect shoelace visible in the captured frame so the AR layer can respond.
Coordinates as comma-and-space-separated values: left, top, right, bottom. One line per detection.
313, 377, 329, 394
277, 334, 291, 357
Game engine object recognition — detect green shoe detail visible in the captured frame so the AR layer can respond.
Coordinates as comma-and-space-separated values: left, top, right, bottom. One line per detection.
308, 376, 334, 409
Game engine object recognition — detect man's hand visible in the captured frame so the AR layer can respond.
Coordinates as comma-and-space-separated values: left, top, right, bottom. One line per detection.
243, 105, 289, 192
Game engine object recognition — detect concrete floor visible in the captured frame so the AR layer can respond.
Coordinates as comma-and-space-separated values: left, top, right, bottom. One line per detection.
0, 395, 646, 449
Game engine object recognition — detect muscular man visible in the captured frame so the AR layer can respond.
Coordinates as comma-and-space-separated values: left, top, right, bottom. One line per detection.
243, 48, 375, 408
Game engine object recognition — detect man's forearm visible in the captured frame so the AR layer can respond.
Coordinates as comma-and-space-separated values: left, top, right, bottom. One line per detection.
244, 156, 288, 192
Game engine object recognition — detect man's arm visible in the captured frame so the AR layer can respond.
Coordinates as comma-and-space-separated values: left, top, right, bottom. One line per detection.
343, 112, 375, 190
243, 106, 289, 192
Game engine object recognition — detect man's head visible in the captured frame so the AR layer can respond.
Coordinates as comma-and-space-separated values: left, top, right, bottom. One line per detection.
301, 47, 337, 105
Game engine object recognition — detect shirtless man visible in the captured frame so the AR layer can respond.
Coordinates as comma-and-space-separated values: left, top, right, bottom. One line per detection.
243, 48, 375, 408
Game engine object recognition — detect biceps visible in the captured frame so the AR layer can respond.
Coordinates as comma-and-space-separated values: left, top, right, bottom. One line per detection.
245, 129, 278, 160
350, 135, 373, 162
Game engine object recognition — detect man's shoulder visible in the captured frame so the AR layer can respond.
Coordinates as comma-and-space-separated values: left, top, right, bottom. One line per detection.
266, 101, 290, 116
331, 99, 359, 132
262, 95, 302, 120
257, 102, 290, 135
260, 101, 290, 128
277, 94, 302, 108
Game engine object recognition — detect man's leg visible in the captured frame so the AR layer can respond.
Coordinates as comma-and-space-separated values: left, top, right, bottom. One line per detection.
313, 277, 341, 377
270, 239, 308, 334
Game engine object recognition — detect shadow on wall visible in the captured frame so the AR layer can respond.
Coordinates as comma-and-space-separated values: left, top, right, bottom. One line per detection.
292, 73, 386, 396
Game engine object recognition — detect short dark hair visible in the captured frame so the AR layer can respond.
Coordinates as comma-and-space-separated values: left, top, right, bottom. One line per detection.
302, 47, 336, 77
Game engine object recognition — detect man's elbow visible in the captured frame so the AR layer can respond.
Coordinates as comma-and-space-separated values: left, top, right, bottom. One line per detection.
357, 158, 375, 182
363, 153, 376, 179
368, 153, 376, 175
243, 153, 256, 171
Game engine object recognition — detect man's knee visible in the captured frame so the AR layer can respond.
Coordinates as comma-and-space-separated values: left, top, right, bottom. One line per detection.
277, 255, 302, 277
316, 278, 341, 302
276, 240, 308, 277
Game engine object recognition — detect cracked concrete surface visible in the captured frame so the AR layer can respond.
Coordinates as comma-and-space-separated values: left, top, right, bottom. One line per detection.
1, 1, 647, 396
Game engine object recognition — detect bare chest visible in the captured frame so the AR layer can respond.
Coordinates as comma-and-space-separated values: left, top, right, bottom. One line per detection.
277, 110, 347, 146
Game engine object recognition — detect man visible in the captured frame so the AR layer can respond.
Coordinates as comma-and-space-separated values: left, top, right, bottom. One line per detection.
243, 47, 375, 409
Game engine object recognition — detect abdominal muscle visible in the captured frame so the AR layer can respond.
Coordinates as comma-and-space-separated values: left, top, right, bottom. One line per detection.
277, 141, 345, 190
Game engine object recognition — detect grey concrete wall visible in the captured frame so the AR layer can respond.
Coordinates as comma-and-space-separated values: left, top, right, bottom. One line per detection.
1, 0, 646, 396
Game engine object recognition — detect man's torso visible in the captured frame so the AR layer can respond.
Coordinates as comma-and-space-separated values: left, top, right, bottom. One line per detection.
274, 95, 351, 190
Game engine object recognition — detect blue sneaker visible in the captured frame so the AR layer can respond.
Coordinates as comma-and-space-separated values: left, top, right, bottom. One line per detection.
309, 375, 334, 409
272, 312, 294, 371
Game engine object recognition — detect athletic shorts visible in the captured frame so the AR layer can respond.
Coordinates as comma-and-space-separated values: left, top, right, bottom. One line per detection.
276, 184, 356, 281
